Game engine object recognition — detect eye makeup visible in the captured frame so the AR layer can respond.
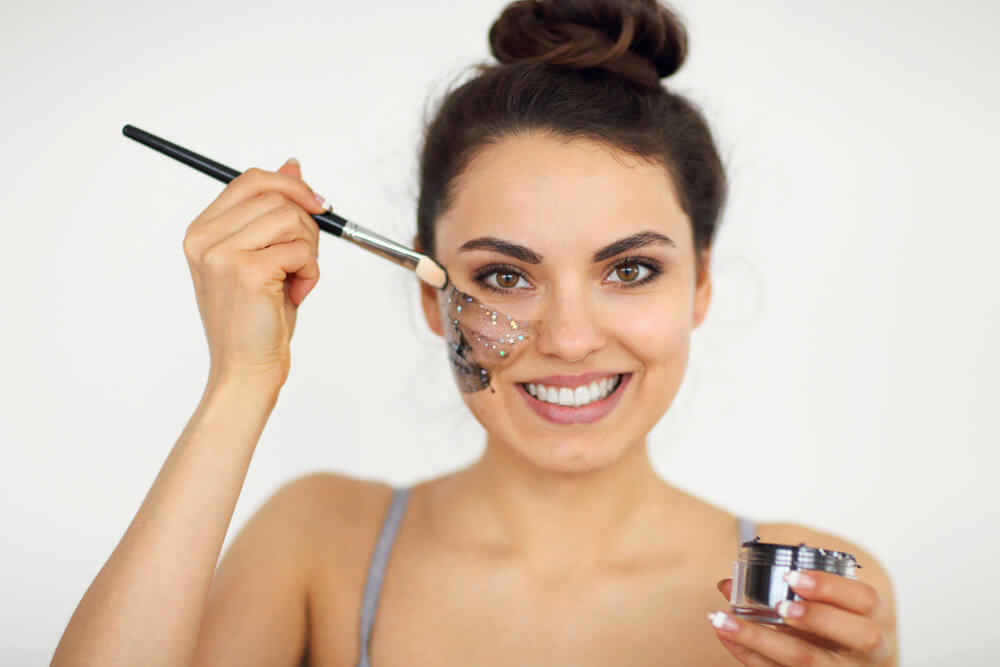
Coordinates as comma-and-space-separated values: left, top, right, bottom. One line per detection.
438, 283, 537, 393
603, 256, 664, 287
471, 257, 665, 296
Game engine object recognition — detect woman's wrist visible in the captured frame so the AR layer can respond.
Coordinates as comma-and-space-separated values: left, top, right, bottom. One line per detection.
197, 373, 282, 443
204, 368, 282, 406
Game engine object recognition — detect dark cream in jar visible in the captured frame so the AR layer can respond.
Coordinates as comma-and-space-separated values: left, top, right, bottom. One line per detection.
730, 537, 861, 624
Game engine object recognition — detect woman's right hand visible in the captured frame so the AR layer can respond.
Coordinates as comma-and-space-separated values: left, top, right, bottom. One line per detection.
182, 159, 329, 393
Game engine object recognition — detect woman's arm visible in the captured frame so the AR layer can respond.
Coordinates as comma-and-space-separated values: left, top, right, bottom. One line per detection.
191, 472, 320, 667
53, 158, 329, 666
52, 379, 280, 666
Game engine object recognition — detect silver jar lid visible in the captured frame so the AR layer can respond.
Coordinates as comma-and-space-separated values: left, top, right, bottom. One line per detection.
739, 537, 861, 577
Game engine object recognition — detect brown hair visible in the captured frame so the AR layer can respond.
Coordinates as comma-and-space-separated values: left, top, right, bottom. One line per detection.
416, 0, 727, 279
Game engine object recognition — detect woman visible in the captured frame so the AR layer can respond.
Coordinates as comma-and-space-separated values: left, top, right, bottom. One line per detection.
53, 0, 897, 665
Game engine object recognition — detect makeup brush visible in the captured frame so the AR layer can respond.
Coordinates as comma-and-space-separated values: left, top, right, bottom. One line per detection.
121, 124, 449, 290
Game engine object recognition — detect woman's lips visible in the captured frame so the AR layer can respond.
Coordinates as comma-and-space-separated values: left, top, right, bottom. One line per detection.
518, 373, 632, 425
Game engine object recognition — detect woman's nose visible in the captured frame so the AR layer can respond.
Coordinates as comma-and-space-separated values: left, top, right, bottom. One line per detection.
533, 285, 607, 363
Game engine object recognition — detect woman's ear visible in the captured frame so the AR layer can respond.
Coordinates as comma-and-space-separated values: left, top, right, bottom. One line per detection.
414, 236, 444, 338
692, 247, 712, 329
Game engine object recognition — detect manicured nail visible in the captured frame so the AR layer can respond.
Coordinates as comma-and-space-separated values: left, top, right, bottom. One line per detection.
313, 192, 332, 212
784, 571, 814, 591
286, 157, 300, 166
777, 600, 805, 619
707, 611, 739, 633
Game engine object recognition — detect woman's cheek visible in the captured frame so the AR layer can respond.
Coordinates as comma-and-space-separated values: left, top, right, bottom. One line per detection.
462, 391, 497, 431
618, 298, 692, 366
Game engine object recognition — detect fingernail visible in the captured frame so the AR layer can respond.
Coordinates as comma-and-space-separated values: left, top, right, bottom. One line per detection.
777, 600, 805, 619
784, 571, 814, 591
286, 157, 300, 166
313, 192, 332, 212
707, 611, 739, 633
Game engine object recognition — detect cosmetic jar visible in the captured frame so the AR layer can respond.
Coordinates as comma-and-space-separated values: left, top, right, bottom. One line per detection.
729, 537, 860, 624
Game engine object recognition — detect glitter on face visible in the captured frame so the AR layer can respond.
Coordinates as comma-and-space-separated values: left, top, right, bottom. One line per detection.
438, 283, 537, 393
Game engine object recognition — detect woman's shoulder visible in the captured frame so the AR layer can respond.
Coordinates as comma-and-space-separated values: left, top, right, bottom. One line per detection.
196, 473, 395, 664
263, 471, 398, 559
269, 470, 395, 512
213, 471, 397, 585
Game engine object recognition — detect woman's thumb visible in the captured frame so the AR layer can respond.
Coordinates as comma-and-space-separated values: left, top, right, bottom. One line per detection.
277, 157, 302, 179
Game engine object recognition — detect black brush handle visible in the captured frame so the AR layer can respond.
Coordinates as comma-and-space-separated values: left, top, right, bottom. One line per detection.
122, 124, 348, 237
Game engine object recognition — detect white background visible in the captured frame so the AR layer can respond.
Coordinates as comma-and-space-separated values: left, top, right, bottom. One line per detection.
2, 0, 998, 664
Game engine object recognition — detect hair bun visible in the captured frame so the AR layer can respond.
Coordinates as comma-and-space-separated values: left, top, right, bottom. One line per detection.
488, 0, 687, 87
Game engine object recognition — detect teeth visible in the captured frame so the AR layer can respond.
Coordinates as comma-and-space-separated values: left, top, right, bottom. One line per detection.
524, 375, 622, 408
558, 387, 574, 406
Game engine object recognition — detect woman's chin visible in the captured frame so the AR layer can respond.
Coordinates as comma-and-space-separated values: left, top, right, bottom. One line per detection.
502, 431, 639, 476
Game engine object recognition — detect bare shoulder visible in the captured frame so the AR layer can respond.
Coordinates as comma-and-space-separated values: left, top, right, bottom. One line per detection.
267, 469, 394, 511
195, 472, 395, 665
260, 471, 396, 564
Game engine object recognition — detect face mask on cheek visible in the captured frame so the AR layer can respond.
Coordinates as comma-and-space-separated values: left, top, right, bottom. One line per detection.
438, 283, 539, 393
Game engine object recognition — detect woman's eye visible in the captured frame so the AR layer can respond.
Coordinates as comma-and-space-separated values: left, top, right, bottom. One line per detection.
484, 269, 528, 290
495, 270, 519, 288
607, 261, 649, 283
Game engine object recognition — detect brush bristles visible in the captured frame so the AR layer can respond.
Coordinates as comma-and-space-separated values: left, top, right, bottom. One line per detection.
415, 256, 449, 289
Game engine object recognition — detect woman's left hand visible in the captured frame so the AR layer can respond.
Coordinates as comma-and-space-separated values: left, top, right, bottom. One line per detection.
709, 572, 895, 665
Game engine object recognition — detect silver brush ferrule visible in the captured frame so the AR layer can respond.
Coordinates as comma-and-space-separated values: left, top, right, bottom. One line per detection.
341, 221, 423, 271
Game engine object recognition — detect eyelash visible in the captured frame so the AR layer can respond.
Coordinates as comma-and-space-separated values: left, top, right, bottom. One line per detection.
472, 257, 665, 294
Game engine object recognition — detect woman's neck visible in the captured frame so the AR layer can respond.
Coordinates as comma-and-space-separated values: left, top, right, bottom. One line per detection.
434, 435, 686, 579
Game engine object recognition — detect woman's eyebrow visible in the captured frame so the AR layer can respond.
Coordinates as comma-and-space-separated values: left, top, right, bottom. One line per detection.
592, 231, 676, 262
456, 231, 676, 265
457, 237, 543, 264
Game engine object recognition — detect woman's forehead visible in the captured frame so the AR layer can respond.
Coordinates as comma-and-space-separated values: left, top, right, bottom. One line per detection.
435, 133, 690, 254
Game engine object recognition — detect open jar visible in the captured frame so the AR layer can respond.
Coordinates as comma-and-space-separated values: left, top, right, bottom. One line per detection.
730, 537, 861, 624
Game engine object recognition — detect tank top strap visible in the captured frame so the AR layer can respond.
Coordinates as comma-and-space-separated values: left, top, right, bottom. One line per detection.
737, 515, 758, 544
357, 486, 411, 667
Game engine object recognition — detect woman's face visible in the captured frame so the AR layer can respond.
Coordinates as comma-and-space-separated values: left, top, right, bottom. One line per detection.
420, 132, 712, 474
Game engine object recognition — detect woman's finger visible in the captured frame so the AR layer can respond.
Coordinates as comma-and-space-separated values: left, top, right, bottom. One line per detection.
189, 190, 317, 253
715, 576, 862, 652
210, 200, 319, 259
776, 599, 889, 661
199, 163, 329, 223
717, 577, 733, 600
276, 157, 332, 220
277, 157, 302, 180
708, 611, 829, 666
717, 636, 783, 667
243, 239, 320, 306
785, 571, 886, 620
273, 159, 322, 255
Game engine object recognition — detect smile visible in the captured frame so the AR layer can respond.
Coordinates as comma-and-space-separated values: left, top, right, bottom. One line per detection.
521, 374, 623, 407
517, 373, 632, 425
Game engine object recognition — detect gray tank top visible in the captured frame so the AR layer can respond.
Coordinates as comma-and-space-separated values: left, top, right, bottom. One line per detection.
356, 487, 758, 667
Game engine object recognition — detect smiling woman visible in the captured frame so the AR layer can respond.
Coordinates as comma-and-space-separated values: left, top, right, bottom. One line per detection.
51, 1, 897, 666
